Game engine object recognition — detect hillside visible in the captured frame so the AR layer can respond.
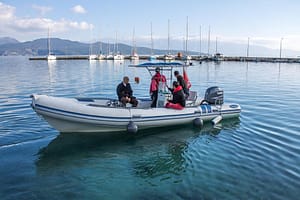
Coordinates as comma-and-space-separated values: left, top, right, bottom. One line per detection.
0, 37, 196, 56
0, 37, 20, 45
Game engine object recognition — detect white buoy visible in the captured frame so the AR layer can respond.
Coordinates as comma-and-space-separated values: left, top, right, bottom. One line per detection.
127, 121, 138, 134
212, 115, 222, 125
193, 118, 203, 128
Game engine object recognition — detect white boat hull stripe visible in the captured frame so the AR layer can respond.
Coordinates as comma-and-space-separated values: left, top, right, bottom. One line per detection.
35, 104, 241, 123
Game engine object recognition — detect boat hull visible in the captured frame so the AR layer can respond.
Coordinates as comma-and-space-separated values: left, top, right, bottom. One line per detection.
31, 94, 241, 133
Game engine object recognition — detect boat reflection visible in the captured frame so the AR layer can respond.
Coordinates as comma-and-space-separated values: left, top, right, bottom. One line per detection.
133, 119, 240, 178
36, 119, 240, 175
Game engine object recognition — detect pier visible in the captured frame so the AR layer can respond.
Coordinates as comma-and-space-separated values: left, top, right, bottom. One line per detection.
29, 55, 300, 63
220, 56, 300, 63
29, 55, 88, 60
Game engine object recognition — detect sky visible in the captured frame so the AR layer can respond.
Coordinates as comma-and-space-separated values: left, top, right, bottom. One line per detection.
1, 0, 300, 56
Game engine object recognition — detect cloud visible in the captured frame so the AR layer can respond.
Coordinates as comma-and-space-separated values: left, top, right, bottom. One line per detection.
69, 21, 93, 30
32, 4, 52, 16
6, 17, 93, 33
0, 2, 15, 20
71, 5, 86, 14
0, 2, 93, 40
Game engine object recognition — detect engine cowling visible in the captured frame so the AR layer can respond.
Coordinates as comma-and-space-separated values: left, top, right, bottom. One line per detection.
204, 86, 224, 105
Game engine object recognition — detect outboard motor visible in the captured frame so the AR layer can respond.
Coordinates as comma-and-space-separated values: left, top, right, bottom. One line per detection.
204, 86, 224, 105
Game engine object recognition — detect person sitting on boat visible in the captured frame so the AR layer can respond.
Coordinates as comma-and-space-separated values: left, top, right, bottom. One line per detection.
174, 70, 189, 99
116, 76, 138, 107
150, 67, 167, 107
165, 81, 186, 110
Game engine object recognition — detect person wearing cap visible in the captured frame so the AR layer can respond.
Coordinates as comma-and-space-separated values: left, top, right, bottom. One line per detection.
174, 70, 189, 98
150, 67, 166, 107
165, 81, 186, 110
116, 76, 138, 107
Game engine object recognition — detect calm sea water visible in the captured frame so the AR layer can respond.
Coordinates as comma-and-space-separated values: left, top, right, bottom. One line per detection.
1, 56, 300, 199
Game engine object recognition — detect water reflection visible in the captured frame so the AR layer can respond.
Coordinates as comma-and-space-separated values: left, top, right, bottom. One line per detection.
277, 63, 281, 81
88, 59, 97, 65
36, 131, 131, 167
129, 59, 140, 65
133, 119, 240, 179
47, 60, 57, 85
133, 140, 188, 179
36, 119, 240, 176
47, 59, 57, 68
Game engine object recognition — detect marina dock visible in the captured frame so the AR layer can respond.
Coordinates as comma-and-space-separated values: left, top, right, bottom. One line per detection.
29, 55, 300, 63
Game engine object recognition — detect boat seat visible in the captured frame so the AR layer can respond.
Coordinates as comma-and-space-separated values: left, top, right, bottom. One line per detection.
186, 91, 197, 106
136, 99, 152, 109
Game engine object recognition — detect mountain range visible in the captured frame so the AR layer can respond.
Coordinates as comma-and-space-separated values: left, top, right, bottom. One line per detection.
0, 37, 198, 56
0, 37, 299, 57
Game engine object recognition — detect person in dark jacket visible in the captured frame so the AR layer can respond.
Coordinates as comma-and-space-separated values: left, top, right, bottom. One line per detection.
166, 81, 186, 110
174, 70, 189, 98
116, 76, 138, 107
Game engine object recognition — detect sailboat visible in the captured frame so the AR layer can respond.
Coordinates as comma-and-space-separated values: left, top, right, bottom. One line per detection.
213, 37, 224, 61
113, 31, 124, 60
98, 33, 105, 60
97, 42, 105, 60
105, 41, 114, 60
163, 19, 174, 61
88, 41, 97, 60
88, 28, 98, 60
130, 27, 139, 60
46, 27, 56, 61
88, 42, 98, 60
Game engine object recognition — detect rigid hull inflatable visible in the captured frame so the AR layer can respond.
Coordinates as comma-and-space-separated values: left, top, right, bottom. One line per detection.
31, 93, 241, 133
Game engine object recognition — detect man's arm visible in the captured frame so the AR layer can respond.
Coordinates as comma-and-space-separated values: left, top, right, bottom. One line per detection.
116, 83, 122, 100
128, 83, 133, 97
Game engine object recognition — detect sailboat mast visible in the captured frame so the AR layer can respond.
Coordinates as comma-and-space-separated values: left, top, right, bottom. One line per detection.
108, 40, 110, 54
99, 32, 102, 54
89, 27, 93, 55
116, 31, 119, 53
215, 37, 218, 54
151, 22, 153, 55
247, 37, 250, 57
47, 27, 51, 55
185, 16, 188, 55
207, 25, 211, 55
89, 40, 93, 56
113, 32, 116, 54
168, 19, 170, 54
199, 25, 202, 56
132, 27, 135, 55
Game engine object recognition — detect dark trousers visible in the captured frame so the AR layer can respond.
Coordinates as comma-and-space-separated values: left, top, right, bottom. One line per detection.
120, 96, 138, 107
151, 90, 158, 108
184, 89, 189, 99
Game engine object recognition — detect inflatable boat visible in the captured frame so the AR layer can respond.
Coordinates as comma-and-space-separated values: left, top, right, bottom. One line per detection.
31, 63, 241, 133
